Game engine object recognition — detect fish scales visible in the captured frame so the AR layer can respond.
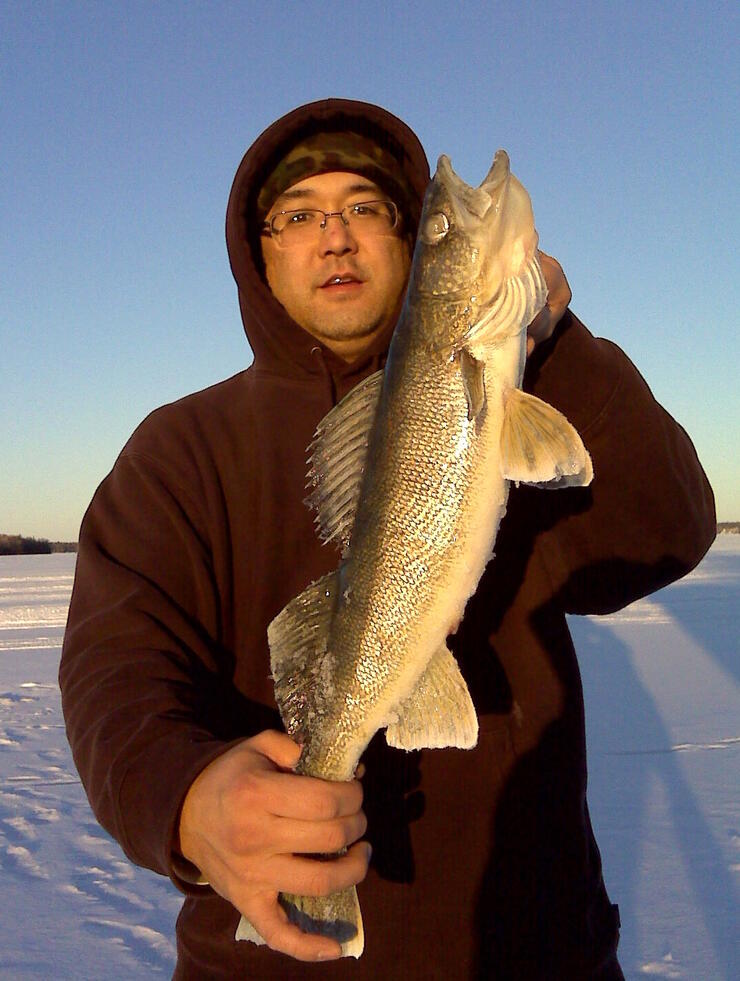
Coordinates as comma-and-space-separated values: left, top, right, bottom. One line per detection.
236, 149, 594, 956
304, 358, 504, 778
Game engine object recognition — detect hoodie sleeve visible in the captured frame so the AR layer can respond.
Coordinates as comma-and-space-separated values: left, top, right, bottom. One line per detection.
523, 311, 716, 614
59, 424, 243, 890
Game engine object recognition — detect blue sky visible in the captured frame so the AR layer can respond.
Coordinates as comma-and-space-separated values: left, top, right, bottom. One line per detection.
2, 0, 737, 540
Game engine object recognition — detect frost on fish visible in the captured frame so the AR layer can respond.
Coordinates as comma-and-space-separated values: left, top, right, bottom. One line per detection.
237, 149, 593, 957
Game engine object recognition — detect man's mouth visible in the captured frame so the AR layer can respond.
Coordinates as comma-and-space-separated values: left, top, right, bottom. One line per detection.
320, 273, 363, 289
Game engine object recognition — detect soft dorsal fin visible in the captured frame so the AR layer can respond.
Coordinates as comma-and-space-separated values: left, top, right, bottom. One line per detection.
500, 388, 594, 487
305, 370, 384, 551
268, 570, 339, 743
385, 643, 478, 751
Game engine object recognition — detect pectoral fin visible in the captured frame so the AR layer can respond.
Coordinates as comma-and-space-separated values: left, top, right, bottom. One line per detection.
500, 388, 593, 486
385, 643, 478, 750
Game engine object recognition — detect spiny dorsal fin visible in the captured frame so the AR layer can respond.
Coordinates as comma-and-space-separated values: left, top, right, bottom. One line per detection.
385, 643, 478, 751
268, 570, 339, 742
305, 370, 384, 551
500, 388, 594, 487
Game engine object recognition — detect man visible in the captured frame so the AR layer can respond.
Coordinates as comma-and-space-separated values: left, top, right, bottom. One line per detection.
60, 99, 715, 979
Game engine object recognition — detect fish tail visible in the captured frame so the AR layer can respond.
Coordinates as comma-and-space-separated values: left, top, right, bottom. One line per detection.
234, 915, 266, 945
280, 885, 364, 958
234, 886, 363, 957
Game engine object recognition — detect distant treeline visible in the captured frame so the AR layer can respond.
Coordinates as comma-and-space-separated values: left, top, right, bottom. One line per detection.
1, 525, 737, 554
0, 534, 77, 555
717, 522, 739, 535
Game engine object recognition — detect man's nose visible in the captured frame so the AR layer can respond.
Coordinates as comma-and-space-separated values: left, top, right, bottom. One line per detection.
318, 214, 358, 255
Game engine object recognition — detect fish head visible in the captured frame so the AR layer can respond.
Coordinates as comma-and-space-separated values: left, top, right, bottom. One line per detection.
410, 154, 490, 300
408, 151, 540, 349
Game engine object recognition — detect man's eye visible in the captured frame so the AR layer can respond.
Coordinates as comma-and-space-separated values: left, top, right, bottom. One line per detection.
287, 211, 316, 225
350, 203, 380, 217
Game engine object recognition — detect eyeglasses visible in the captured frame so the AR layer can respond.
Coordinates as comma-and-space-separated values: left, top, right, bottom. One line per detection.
262, 200, 400, 248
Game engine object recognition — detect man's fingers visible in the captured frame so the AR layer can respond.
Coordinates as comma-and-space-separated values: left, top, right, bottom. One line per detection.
232, 842, 371, 962
256, 770, 364, 821
269, 840, 372, 897
526, 250, 571, 355
178, 728, 369, 965
247, 729, 302, 770
537, 250, 571, 309
242, 893, 342, 962
270, 810, 368, 856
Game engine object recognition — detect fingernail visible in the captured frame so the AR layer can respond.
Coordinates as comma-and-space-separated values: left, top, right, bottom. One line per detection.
317, 946, 340, 961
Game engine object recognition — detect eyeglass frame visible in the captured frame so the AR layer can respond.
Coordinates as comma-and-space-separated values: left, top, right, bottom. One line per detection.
261, 199, 401, 247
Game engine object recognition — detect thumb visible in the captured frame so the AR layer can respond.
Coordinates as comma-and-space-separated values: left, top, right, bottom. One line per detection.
248, 729, 302, 770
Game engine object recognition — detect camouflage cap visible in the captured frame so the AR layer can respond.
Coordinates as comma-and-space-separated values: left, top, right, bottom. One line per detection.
256, 130, 416, 224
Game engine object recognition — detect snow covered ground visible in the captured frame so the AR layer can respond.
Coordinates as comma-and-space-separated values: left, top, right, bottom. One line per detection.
0, 542, 737, 979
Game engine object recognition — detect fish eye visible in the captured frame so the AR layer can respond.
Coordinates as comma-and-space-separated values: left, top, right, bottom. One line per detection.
421, 212, 450, 245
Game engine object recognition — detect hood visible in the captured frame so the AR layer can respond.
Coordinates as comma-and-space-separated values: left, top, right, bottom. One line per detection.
225, 99, 430, 381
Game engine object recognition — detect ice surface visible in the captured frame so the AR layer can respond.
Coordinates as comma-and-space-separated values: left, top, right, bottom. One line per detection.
0, 554, 178, 979
0, 544, 737, 979
572, 536, 739, 980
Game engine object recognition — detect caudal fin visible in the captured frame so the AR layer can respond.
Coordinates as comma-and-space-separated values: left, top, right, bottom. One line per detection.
234, 885, 364, 958
281, 885, 364, 958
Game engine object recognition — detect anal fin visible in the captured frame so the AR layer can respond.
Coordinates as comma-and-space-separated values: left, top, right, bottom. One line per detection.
385, 643, 478, 750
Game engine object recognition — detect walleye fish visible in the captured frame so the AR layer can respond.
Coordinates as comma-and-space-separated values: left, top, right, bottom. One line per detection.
236, 151, 593, 956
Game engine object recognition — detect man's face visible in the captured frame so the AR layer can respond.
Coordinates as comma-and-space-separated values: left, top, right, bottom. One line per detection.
261, 171, 411, 361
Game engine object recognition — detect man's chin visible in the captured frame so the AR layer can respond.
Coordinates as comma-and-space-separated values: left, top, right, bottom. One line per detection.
301, 314, 394, 360
307, 312, 386, 343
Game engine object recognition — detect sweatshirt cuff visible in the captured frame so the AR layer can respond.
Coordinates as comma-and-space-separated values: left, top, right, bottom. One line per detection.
116, 732, 245, 892
171, 851, 210, 888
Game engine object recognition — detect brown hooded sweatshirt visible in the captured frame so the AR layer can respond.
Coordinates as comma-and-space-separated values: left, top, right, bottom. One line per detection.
60, 99, 716, 980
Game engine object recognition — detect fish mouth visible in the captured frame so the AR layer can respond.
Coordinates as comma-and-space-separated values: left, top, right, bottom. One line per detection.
436, 155, 493, 220
435, 151, 511, 225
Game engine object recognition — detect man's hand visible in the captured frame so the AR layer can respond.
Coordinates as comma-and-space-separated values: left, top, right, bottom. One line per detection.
527, 251, 572, 356
177, 730, 369, 962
